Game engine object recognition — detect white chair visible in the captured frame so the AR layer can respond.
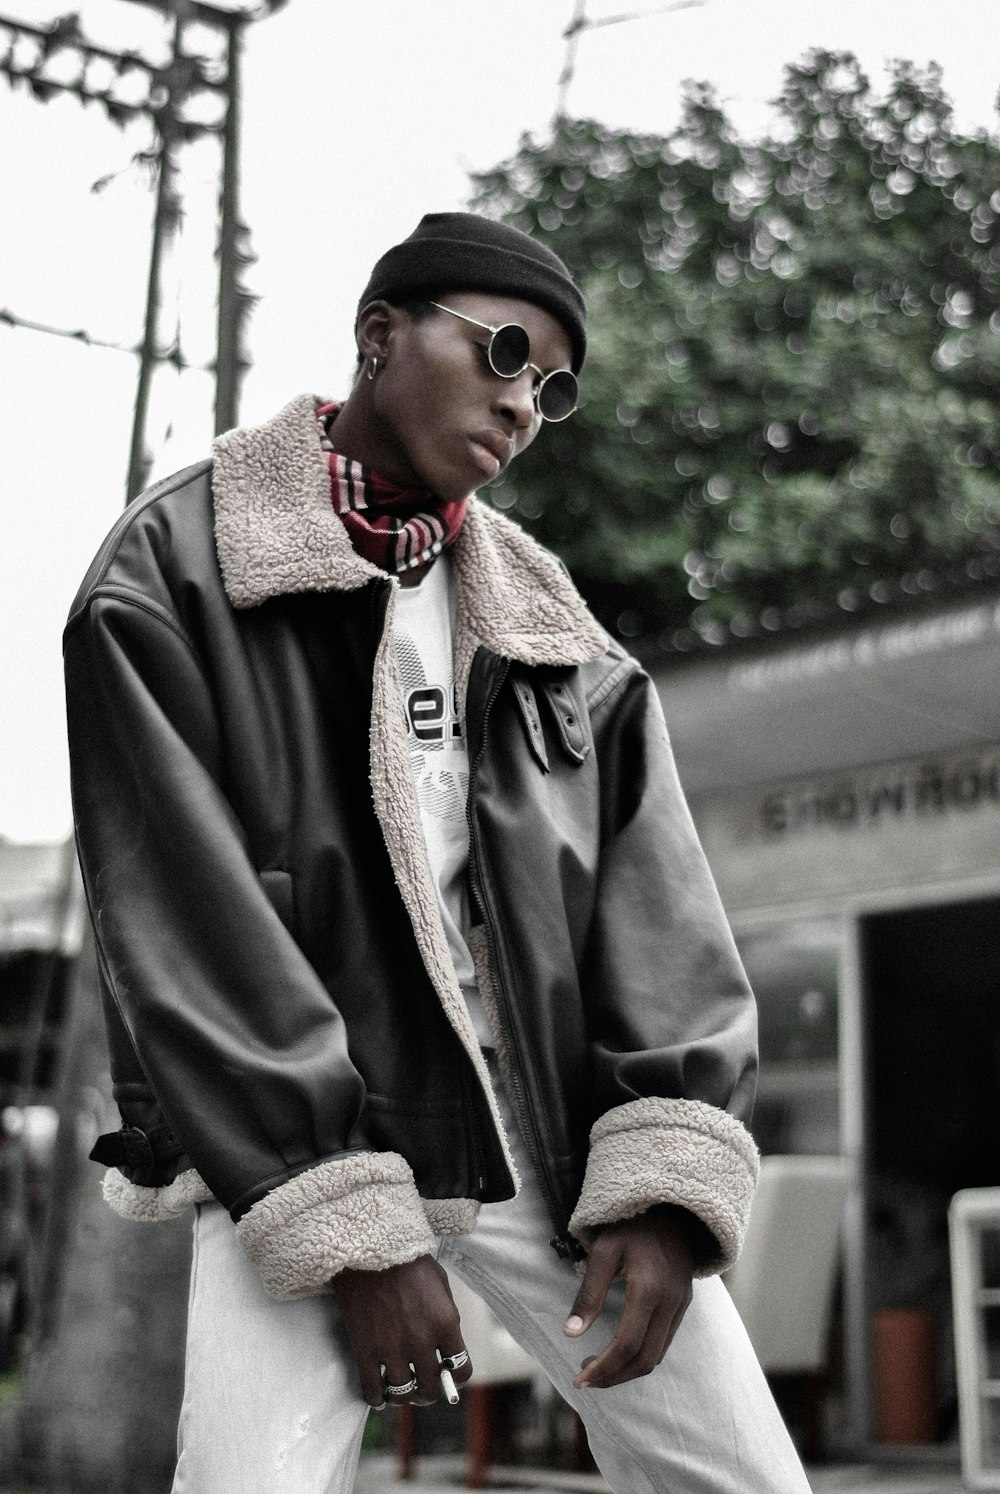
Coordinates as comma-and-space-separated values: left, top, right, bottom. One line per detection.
724, 1153, 853, 1456
949, 1186, 1000, 1489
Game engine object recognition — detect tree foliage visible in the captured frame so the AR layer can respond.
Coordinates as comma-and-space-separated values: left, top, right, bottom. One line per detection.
471, 52, 1000, 650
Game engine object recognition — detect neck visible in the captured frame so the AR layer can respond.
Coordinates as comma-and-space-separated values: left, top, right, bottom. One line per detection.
398, 562, 432, 587
325, 386, 421, 488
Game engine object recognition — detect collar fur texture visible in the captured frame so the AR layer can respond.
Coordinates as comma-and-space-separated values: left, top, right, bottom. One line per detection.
212, 393, 607, 669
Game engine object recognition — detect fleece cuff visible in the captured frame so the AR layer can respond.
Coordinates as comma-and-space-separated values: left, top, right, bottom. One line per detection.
234, 1150, 436, 1301
568, 1097, 759, 1276
102, 1166, 214, 1221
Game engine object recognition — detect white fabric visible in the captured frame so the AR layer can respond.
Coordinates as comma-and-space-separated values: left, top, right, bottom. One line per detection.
392, 556, 492, 1047
172, 1066, 812, 1494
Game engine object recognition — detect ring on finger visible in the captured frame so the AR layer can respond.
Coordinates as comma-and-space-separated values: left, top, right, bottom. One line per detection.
383, 1375, 419, 1397
440, 1350, 469, 1372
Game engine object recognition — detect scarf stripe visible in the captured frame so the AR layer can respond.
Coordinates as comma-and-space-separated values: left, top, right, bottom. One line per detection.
316, 402, 468, 574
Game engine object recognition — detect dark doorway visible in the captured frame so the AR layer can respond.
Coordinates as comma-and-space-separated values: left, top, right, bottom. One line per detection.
863, 895, 1000, 1440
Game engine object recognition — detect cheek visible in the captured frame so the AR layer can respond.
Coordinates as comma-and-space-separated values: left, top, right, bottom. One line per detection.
513, 419, 543, 461
403, 379, 471, 461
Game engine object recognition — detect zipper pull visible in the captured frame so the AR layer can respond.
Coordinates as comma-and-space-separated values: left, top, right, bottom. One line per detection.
549, 1231, 586, 1262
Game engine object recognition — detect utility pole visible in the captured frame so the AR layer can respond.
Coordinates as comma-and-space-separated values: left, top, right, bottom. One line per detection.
126, 11, 184, 501
122, 0, 266, 443
214, 10, 245, 437
0, 0, 282, 502
122, 0, 276, 491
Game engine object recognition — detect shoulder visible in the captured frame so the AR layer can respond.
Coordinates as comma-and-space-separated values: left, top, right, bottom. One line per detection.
66, 460, 216, 629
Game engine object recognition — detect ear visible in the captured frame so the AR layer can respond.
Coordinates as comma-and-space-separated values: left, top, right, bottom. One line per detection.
356, 300, 402, 365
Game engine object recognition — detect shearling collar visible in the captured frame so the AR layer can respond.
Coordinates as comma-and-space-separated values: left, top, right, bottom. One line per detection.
212, 393, 607, 668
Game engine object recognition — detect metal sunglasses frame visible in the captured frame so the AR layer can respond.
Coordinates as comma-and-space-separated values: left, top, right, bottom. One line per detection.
428, 302, 578, 422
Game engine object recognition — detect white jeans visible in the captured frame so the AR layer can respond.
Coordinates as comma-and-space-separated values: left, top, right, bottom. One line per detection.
173, 1074, 811, 1494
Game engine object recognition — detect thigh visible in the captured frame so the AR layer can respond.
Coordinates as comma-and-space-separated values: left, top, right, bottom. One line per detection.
438, 1100, 811, 1494
172, 1203, 368, 1494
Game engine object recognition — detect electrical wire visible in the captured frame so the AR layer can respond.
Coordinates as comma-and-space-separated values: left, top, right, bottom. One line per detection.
0, 307, 212, 371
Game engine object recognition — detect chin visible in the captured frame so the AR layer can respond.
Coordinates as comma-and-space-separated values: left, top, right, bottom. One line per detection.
425, 468, 474, 504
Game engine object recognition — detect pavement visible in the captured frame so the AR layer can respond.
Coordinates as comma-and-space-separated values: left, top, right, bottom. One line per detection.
353, 1451, 971, 1492
0, 1453, 970, 1492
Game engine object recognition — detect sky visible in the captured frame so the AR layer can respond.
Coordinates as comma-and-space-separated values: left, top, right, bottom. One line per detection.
1, 0, 998, 843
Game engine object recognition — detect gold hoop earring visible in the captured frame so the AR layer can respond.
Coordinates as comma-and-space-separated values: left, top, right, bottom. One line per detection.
367, 356, 379, 381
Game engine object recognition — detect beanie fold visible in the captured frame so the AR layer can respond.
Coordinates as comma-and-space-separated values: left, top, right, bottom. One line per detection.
356, 212, 587, 373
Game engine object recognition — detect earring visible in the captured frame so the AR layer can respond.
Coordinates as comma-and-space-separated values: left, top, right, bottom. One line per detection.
367, 356, 379, 381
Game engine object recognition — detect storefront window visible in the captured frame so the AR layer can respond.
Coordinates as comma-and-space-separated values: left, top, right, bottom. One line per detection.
736, 917, 842, 1156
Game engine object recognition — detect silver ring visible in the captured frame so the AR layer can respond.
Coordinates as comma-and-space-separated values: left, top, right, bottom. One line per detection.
440, 1350, 469, 1371
383, 1375, 418, 1397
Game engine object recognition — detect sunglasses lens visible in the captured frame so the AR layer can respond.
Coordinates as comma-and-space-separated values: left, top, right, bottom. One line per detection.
489, 323, 531, 377
537, 370, 578, 422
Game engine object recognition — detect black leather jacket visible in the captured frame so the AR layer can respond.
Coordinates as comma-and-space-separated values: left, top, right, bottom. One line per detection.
65, 395, 759, 1300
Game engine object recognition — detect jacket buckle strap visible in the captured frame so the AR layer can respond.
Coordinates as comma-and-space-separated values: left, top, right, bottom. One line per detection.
510, 676, 550, 773
89, 1122, 184, 1182
540, 679, 590, 766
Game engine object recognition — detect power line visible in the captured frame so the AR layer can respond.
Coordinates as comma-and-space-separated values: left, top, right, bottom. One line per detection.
566, 0, 704, 33
0, 306, 227, 373
556, 0, 706, 122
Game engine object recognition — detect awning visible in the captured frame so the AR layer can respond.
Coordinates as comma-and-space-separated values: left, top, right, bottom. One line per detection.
654, 593, 1000, 799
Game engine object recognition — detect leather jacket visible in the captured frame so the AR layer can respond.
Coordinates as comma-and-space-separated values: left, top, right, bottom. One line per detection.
65, 394, 759, 1300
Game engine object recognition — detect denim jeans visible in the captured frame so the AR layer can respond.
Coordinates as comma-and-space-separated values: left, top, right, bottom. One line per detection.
173, 1073, 811, 1494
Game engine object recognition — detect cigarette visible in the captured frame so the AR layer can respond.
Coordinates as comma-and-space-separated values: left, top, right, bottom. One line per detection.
439, 1367, 460, 1404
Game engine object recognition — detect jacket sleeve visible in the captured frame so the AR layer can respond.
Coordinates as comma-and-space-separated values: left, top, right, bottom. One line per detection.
569, 661, 759, 1274
65, 590, 435, 1299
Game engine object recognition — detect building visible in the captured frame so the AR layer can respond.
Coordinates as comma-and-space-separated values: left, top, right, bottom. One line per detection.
654, 585, 1000, 1450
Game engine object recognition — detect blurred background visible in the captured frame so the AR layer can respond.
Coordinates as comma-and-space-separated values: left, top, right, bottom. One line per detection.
1, 2, 998, 1489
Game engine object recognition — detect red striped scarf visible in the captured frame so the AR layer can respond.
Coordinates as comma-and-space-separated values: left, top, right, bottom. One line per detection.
316, 402, 469, 575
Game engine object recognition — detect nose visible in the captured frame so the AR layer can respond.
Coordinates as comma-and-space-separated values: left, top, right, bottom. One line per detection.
495, 371, 539, 433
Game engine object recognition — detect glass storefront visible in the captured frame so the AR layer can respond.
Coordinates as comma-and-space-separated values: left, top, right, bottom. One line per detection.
736, 916, 844, 1158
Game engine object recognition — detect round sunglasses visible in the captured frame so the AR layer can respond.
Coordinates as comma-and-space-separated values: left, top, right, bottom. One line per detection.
429, 302, 578, 422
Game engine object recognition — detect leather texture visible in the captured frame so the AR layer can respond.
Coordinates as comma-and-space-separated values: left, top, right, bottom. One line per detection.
64, 430, 758, 1267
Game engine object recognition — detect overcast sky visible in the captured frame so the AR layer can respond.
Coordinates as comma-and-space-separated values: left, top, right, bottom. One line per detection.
2, 0, 998, 843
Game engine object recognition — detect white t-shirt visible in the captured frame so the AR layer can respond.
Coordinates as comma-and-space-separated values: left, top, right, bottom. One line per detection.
393, 556, 493, 1048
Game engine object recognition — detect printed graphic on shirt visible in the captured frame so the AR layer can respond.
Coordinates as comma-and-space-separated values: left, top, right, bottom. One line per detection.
394, 633, 468, 826
391, 557, 488, 1039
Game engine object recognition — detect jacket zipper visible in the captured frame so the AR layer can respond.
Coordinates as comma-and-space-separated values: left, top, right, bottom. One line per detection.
465, 654, 583, 1262
375, 578, 490, 1201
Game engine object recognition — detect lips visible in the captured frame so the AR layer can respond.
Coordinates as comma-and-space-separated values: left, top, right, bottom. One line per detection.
468, 429, 513, 474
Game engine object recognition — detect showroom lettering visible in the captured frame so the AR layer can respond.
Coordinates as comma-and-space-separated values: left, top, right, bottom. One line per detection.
761, 757, 1000, 837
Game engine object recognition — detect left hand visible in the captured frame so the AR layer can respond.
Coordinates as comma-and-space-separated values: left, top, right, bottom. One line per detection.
564, 1204, 704, 1390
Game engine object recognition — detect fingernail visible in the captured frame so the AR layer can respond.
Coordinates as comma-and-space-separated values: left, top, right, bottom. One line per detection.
565, 1315, 584, 1334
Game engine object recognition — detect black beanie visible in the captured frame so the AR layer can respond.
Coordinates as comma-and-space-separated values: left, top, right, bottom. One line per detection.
356, 212, 587, 373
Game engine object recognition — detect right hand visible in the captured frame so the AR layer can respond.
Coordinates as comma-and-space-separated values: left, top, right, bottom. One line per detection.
333, 1254, 473, 1409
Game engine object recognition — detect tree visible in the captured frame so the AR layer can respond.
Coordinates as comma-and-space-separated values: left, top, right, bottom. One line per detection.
471, 52, 1000, 651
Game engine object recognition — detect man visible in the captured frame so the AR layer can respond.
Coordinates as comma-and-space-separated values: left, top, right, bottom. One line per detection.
65, 213, 810, 1491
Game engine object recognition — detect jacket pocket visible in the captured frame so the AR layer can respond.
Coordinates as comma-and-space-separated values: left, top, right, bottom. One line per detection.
363, 1092, 472, 1198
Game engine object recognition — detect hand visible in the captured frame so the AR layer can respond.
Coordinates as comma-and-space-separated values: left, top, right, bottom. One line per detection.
333, 1254, 473, 1409
564, 1205, 704, 1390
